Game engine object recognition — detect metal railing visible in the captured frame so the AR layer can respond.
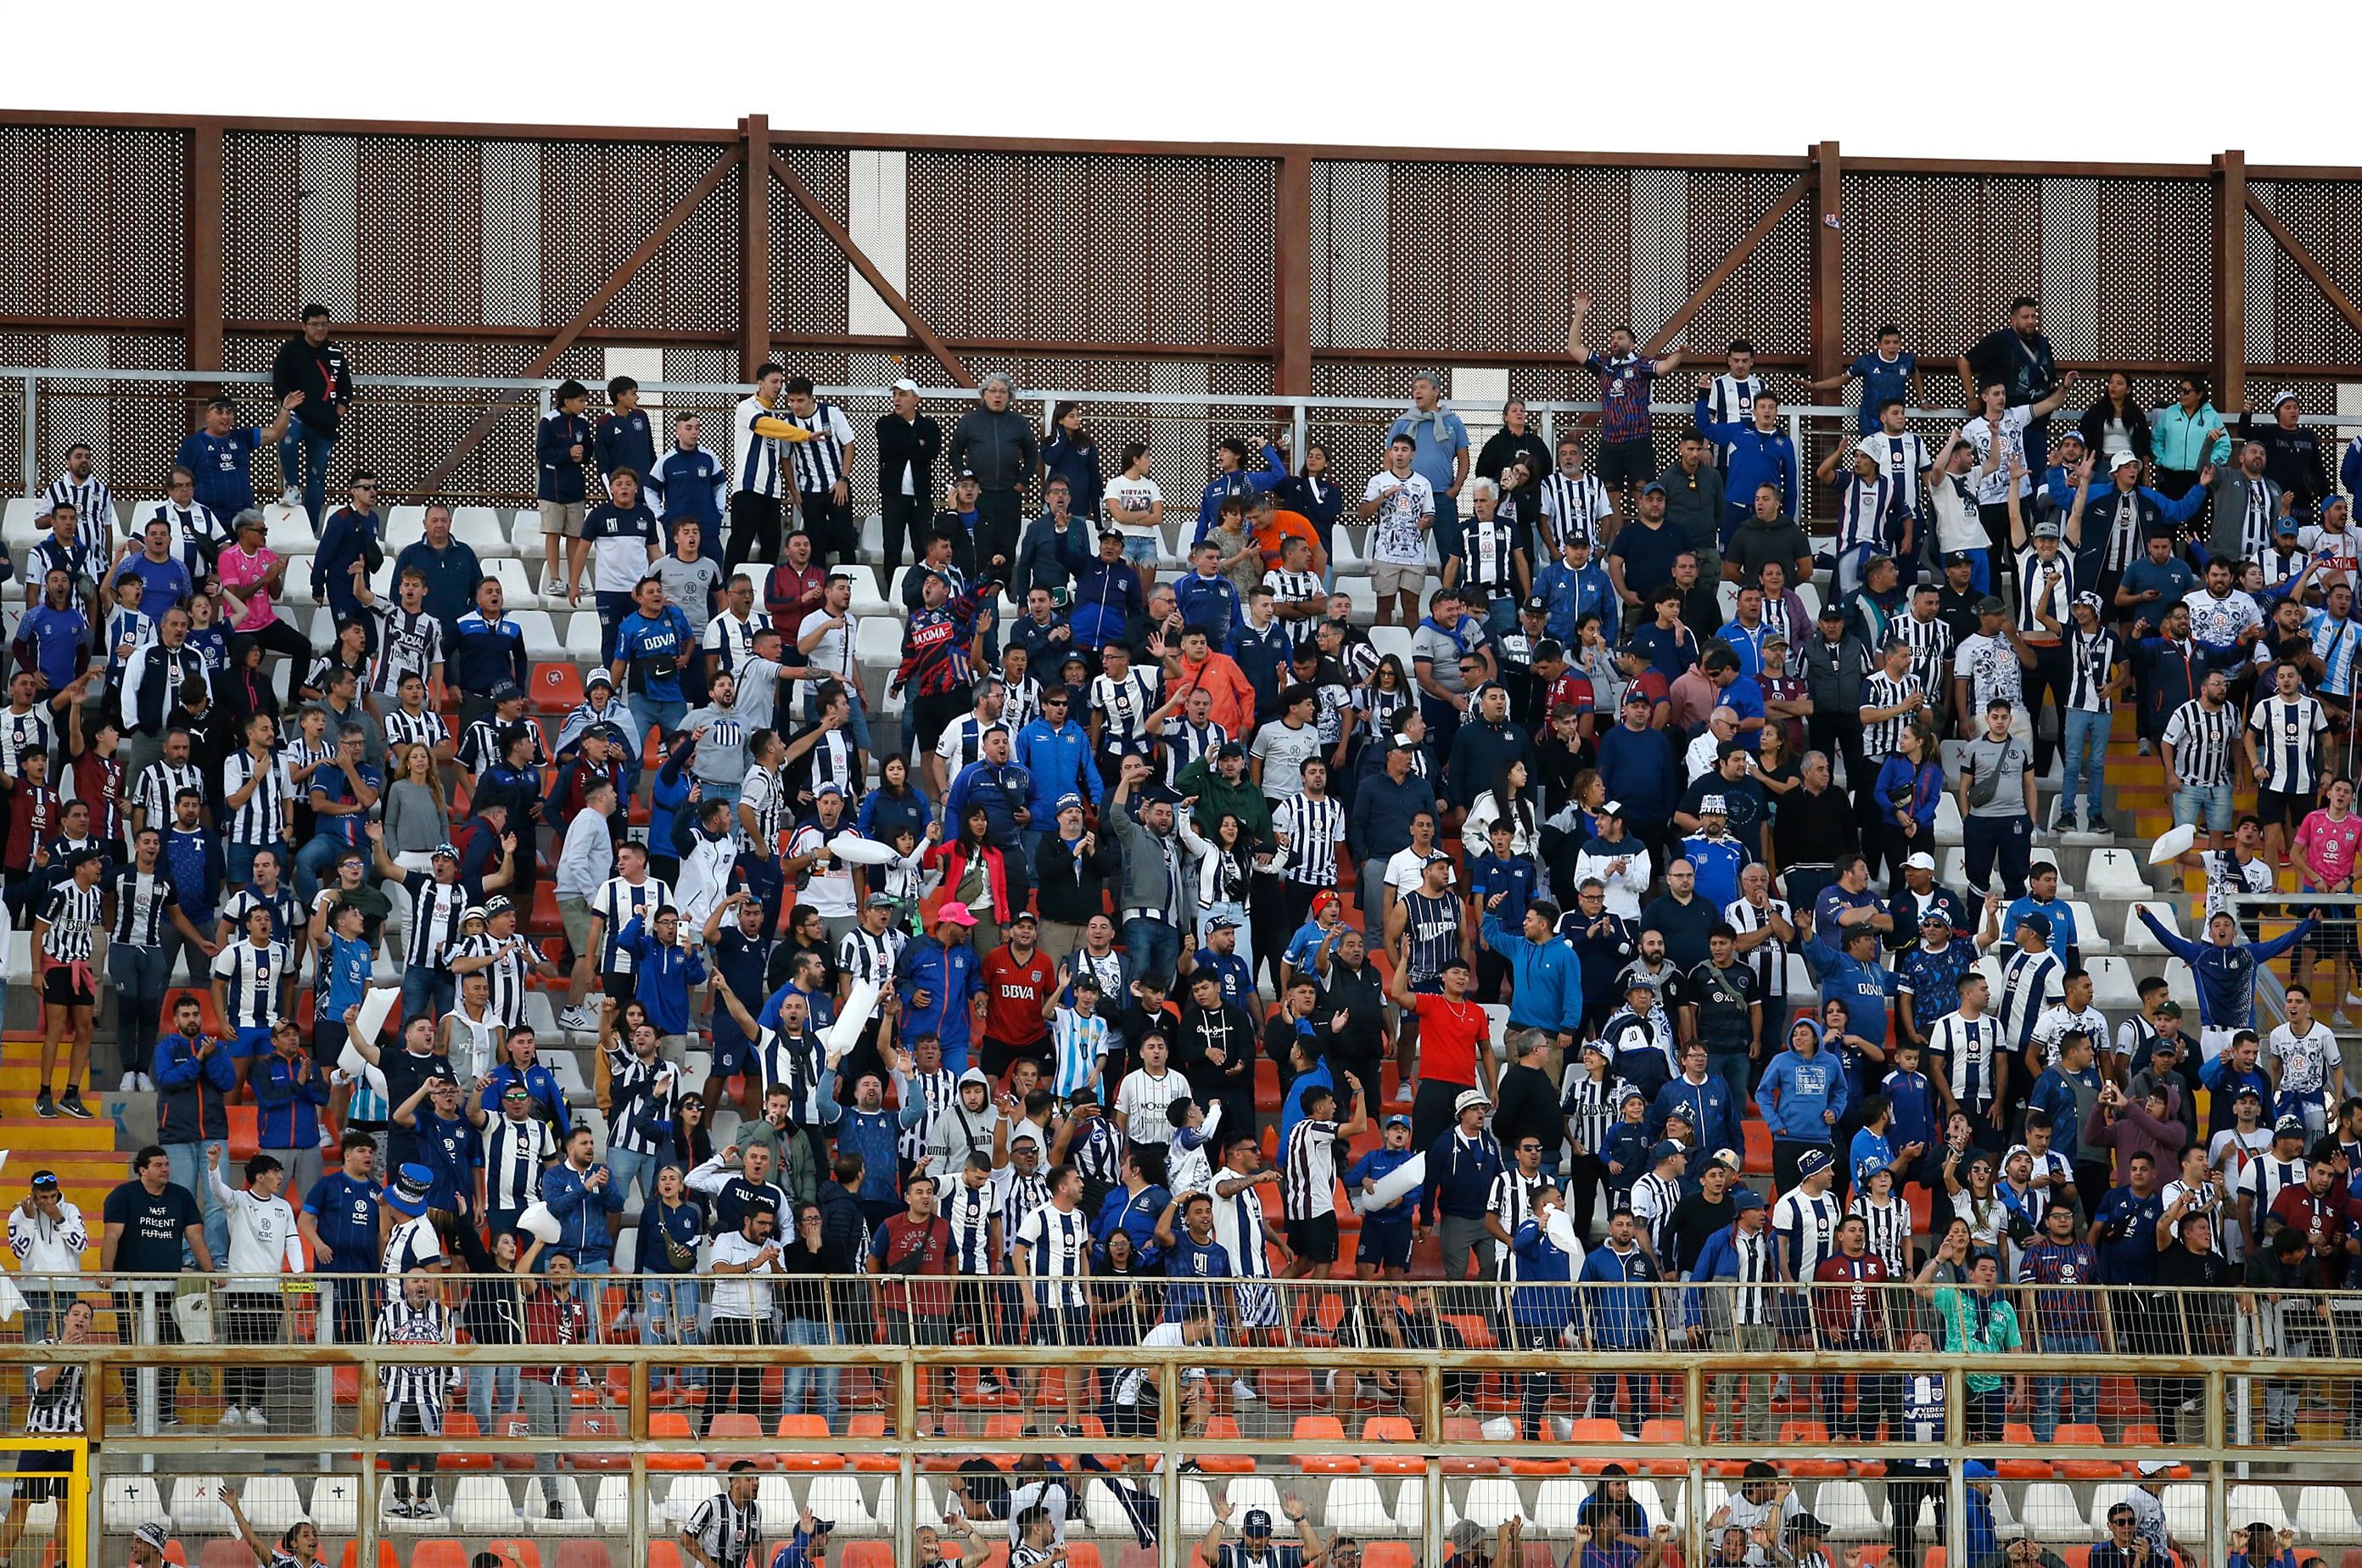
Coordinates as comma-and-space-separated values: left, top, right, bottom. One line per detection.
6, 365, 2358, 509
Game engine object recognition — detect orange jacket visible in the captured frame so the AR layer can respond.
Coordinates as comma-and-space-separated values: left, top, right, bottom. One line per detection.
1172, 651, 1256, 733
1253, 509, 1325, 572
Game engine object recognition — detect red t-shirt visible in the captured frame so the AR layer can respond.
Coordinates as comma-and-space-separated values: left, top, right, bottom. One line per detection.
1411, 993, 1489, 1087
869, 1212, 954, 1315
981, 946, 1058, 1047
1546, 673, 1596, 719
70, 750, 122, 846
4, 785, 56, 873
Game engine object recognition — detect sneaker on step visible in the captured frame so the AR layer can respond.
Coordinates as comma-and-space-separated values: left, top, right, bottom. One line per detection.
2083, 813, 2112, 834
1394, 1081, 1413, 1105
558, 1004, 601, 1032
1231, 1378, 1260, 1403
33, 1090, 54, 1119
137, 1073, 156, 1092
120, 1071, 139, 1092
280, 486, 305, 509
57, 1089, 92, 1120
2136, 737, 2153, 755
221, 1406, 244, 1426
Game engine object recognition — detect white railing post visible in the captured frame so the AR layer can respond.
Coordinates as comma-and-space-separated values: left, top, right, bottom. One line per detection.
20, 374, 36, 496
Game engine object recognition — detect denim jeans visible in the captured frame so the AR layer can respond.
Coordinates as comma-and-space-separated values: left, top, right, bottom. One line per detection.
606, 1146, 659, 1214
2173, 781, 2234, 834
296, 832, 360, 904
466, 1363, 520, 1432
2059, 708, 2107, 821
1122, 916, 1181, 994
400, 968, 455, 1034
782, 1318, 840, 1425
166, 1140, 230, 1267
627, 696, 686, 748
278, 422, 337, 530
2031, 1330, 2100, 1440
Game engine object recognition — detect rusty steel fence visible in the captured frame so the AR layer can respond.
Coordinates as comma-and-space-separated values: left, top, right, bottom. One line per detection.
32, 1270, 2362, 1568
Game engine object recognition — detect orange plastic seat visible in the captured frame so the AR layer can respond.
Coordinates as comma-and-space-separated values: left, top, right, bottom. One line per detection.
647, 1548, 686, 1568
705, 1413, 775, 1469
569, 1409, 632, 1471
1777, 1420, 1847, 1477
409, 1546, 469, 1568
847, 1412, 900, 1472
775, 1413, 845, 1470
1442, 1415, 1500, 1475
1291, 1414, 1357, 1474
1360, 1414, 1423, 1474
201, 1543, 257, 1568
1565, 1417, 1629, 1475
2054, 1422, 2121, 1479
340, 1547, 398, 1568
1366, 1547, 1417, 1568
1195, 1415, 1257, 1475
533, 663, 586, 715
439, 1412, 494, 1471
840, 1548, 894, 1568
484, 1546, 543, 1568
551, 1543, 615, 1568
495, 1413, 538, 1470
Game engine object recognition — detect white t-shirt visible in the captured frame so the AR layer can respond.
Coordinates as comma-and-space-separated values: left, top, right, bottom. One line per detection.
1104, 473, 1163, 537
1250, 720, 1323, 800
1363, 470, 1436, 565
787, 822, 858, 917
2269, 1022, 2342, 1099
1962, 406, 2034, 507
1385, 847, 1454, 897
585, 510, 658, 595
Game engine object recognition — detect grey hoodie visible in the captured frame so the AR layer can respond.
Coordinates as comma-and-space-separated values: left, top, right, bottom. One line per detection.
926, 1069, 1003, 1180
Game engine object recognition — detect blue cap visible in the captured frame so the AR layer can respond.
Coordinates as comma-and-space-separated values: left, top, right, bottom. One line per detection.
814, 781, 845, 798
1796, 1147, 1834, 1179
1385, 1114, 1412, 1129
1963, 1460, 1995, 1480
1650, 1140, 1683, 1166
1055, 793, 1084, 812
1733, 1188, 1766, 1212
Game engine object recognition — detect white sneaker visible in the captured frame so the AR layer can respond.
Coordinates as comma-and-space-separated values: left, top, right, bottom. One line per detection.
1394, 1082, 1413, 1105
137, 1073, 156, 1092
558, 1004, 601, 1032
1231, 1378, 1260, 1403
220, 1407, 243, 1426
120, 1071, 138, 1092
280, 486, 304, 509
245, 1407, 267, 1426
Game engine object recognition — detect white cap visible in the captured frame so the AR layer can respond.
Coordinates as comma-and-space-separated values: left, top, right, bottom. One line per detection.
2273, 388, 2301, 409
1905, 852, 1936, 871
891, 378, 921, 395
2111, 450, 2143, 470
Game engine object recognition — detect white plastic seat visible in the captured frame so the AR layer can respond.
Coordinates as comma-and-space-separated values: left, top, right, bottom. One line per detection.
383, 507, 428, 554
453, 505, 518, 559
309, 1475, 361, 1535
665, 1476, 724, 1526
237, 1477, 306, 1535
1331, 531, 1363, 572
856, 512, 885, 564
1390, 1477, 1424, 1533
1939, 848, 1975, 893
451, 1476, 521, 1532
1933, 792, 1965, 847
2161, 1484, 2209, 1543
508, 507, 547, 551
1794, 581, 1822, 622
1628, 1481, 1671, 1531
1159, 523, 1192, 574
1225, 1476, 1287, 1525
874, 567, 921, 622
487, 556, 545, 610
755, 1475, 799, 1522
807, 1474, 876, 1532
872, 1476, 899, 1532
513, 609, 567, 664
1784, 953, 1818, 999
280, 555, 318, 606
1814, 1481, 1881, 1540
1533, 1477, 1591, 1537
2297, 1488, 2362, 1543
102, 1476, 167, 1533
2229, 1486, 2291, 1534
2, 497, 51, 557
546, 1049, 594, 1103
593, 1475, 632, 1532
854, 615, 904, 670
2089, 955, 2141, 1012
2123, 901, 2180, 955
2018, 1483, 2084, 1542
2065, 900, 2109, 955
1322, 1478, 1393, 1535
1368, 624, 1414, 669
1458, 1478, 1527, 1531
266, 506, 317, 557
1337, 579, 1379, 624
168, 1476, 232, 1533
1179, 1478, 1218, 1537
523, 1476, 593, 1532
1716, 580, 1741, 623
2086, 848, 2153, 899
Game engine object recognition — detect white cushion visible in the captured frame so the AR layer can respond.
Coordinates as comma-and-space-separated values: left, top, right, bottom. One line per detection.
2123, 902, 2181, 955
450, 1476, 521, 1532
102, 1476, 167, 1533
168, 1476, 232, 1533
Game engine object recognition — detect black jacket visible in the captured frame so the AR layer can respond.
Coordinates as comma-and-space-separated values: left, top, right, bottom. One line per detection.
271, 335, 353, 437
948, 406, 1039, 493
2077, 398, 2153, 466
2236, 413, 2332, 509
1476, 428, 1553, 523
1033, 831, 1121, 926
876, 412, 943, 507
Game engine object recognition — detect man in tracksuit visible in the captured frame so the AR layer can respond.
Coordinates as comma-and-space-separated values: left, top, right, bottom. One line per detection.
1424, 1089, 1504, 1279
1577, 1207, 1662, 1431
1015, 689, 1100, 870
946, 374, 1039, 555
1693, 383, 1799, 547
2136, 907, 2317, 1061
646, 413, 727, 566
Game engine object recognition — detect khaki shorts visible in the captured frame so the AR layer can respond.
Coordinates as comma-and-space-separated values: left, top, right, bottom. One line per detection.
560, 896, 596, 958
1373, 562, 1424, 597
541, 500, 589, 539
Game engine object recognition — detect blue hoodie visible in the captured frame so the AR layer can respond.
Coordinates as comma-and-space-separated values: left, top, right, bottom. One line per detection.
540, 1159, 624, 1264
1535, 556, 1618, 645
1755, 1022, 1849, 1143
1480, 910, 1582, 1036
1693, 395, 1799, 535
1649, 1072, 1741, 1165
1423, 1124, 1503, 1226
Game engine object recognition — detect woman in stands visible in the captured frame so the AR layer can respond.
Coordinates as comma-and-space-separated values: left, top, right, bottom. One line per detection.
219, 1481, 327, 1568
447, 1223, 536, 1435
1090, 1224, 1152, 1347
221, 635, 281, 729
854, 753, 932, 874
924, 805, 1012, 957
2078, 371, 2154, 469
380, 742, 447, 875
1352, 653, 1415, 751
1462, 758, 1539, 861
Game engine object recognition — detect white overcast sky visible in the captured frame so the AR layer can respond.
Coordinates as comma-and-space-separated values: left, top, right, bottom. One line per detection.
25, 2, 2355, 169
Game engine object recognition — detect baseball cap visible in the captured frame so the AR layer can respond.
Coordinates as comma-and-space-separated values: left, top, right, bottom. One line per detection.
955, 466, 978, 482
1209, 914, 1242, 931
489, 679, 525, 703
1975, 594, 2008, 616
864, 893, 896, 910
1453, 1088, 1492, 1115
2234, 1085, 2264, 1104
2158, 1001, 2183, 1019
585, 669, 614, 691
1522, 596, 1548, 615
2138, 1459, 2173, 1478
936, 902, 979, 928
1797, 1147, 1834, 1179
1215, 741, 1247, 759
1598, 799, 1625, 819
1010, 910, 1038, 927
1641, 480, 1668, 496
1710, 1149, 1743, 1173
1385, 1114, 1412, 1129
1390, 734, 1422, 753
1055, 792, 1083, 812
1905, 852, 1936, 871
1245, 1510, 1274, 1536
484, 894, 515, 918
2277, 1115, 2308, 1137
891, 377, 921, 394
2277, 516, 2303, 535
1944, 551, 1974, 568
814, 781, 845, 798
1918, 906, 1951, 927
2017, 911, 2052, 939
1962, 1460, 1995, 1481
1733, 1188, 1766, 1212
2032, 520, 2062, 540
1650, 1140, 1683, 1166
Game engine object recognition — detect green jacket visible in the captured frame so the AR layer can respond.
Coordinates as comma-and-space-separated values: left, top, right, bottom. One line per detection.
1174, 755, 1273, 842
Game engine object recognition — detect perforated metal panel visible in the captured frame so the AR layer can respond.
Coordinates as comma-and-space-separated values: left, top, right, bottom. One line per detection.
0, 126, 185, 322
2253, 181, 2362, 370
